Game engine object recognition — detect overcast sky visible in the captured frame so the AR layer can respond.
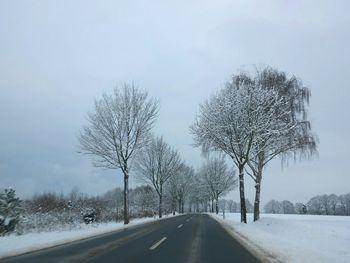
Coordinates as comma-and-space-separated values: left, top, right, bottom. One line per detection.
1, 0, 349, 205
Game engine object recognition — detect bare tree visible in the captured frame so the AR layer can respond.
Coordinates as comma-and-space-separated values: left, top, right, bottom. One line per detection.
79, 84, 159, 224
199, 156, 237, 214
135, 136, 182, 218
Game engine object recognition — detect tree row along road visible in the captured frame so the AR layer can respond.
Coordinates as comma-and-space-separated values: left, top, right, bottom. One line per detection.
1, 214, 261, 263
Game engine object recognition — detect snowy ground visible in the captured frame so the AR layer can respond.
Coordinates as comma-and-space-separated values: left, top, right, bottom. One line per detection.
210, 213, 350, 263
0, 215, 175, 259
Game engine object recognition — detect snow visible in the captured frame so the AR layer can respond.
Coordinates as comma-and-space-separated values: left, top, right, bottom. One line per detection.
210, 213, 350, 263
0, 215, 175, 259
4, 218, 11, 226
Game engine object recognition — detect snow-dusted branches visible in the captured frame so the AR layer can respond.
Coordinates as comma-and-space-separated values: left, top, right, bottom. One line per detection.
135, 136, 182, 218
190, 66, 318, 222
167, 164, 195, 213
79, 83, 159, 224
199, 156, 237, 214
0, 188, 22, 235
79, 84, 159, 172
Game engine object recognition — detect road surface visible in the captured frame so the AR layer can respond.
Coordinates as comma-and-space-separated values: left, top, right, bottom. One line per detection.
1, 214, 261, 263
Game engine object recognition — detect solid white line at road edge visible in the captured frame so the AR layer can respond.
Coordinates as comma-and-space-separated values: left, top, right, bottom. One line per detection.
149, 237, 167, 250
177, 224, 183, 229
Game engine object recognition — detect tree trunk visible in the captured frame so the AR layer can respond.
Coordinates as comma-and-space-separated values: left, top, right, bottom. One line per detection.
178, 199, 182, 214
215, 198, 219, 214
211, 199, 214, 213
159, 184, 163, 218
158, 194, 163, 218
181, 200, 184, 213
172, 198, 176, 215
254, 151, 264, 222
239, 164, 247, 223
253, 174, 262, 222
123, 169, 129, 224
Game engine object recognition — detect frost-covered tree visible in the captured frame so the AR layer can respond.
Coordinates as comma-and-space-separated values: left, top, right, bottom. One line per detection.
103, 187, 124, 214
199, 156, 237, 214
264, 199, 282, 214
304, 193, 350, 216
245, 199, 254, 213
244, 67, 317, 221
327, 194, 338, 215
130, 185, 157, 216
187, 173, 210, 213
295, 202, 307, 214
227, 200, 240, 213
307, 196, 324, 215
167, 164, 195, 214
318, 194, 338, 215
191, 71, 303, 222
0, 188, 22, 235
191, 74, 265, 223
218, 199, 227, 213
166, 176, 179, 215
338, 193, 350, 215
135, 136, 182, 218
264, 199, 295, 214
79, 84, 159, 224
281, 200, 296, 214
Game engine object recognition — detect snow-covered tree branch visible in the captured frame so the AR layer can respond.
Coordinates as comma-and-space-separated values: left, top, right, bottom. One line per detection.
79, 84, 159, 224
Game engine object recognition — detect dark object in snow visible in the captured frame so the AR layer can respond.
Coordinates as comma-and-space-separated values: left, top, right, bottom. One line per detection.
83, 211, 96, 224
302, 204, 307, 214
0, 217, 18, 234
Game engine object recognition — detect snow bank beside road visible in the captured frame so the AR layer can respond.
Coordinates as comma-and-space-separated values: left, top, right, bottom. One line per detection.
211, 213, 350, 263
0, 215, 172, 259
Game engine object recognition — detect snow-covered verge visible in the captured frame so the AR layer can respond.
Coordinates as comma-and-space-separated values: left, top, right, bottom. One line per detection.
0, 214, 175, 259
210, 213, 350, 263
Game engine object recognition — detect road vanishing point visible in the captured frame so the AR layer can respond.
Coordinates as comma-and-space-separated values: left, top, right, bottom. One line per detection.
1, 214, 261, 263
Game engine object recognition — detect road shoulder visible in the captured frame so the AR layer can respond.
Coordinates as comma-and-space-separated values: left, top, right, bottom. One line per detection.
207, 213, 282, 263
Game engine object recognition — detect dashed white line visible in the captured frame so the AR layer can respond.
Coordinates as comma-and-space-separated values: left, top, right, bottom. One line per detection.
149, 237, 167, 250
177, 224, 183, 229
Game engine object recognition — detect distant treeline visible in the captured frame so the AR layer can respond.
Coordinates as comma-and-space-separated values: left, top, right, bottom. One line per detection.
219, 193, 350, 216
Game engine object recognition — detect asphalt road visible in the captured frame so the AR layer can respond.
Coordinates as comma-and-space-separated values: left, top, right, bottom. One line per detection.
1, 214, 261, 263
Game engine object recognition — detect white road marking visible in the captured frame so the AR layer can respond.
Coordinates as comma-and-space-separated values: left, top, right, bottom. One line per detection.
177, 224, 183, 229
149, 237, 167, 250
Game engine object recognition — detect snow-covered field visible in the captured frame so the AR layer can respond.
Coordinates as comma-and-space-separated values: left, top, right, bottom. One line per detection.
211, 213, 350, 263
0, 215, 174, 259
